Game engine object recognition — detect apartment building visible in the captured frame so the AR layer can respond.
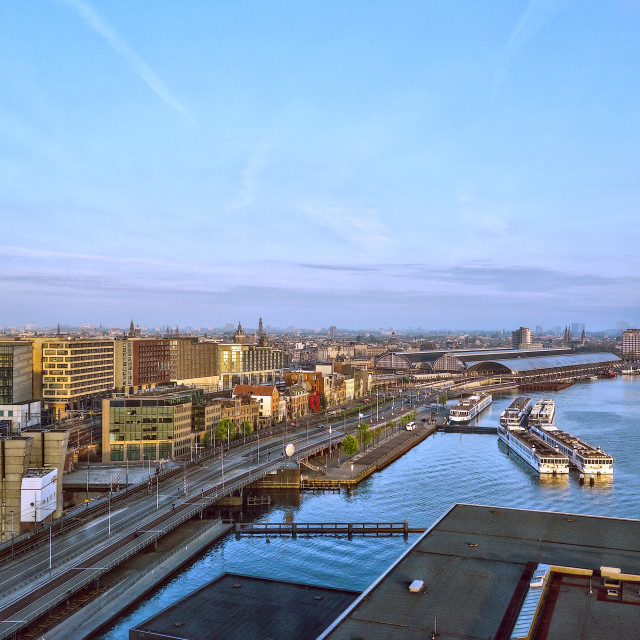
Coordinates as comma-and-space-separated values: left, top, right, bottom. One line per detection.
622, 329, 640, 360
232, 384, 280, 424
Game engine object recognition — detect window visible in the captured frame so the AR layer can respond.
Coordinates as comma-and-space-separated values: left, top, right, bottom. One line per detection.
110, 445, 124, 461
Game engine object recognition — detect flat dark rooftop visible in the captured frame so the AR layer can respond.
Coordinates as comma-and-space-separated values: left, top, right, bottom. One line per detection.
129, 573, 359, 640
319, 504, 640, 640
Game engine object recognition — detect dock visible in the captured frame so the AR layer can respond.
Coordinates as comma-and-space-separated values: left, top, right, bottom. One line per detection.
441, 424, 498, 434
235, 521, 426, 539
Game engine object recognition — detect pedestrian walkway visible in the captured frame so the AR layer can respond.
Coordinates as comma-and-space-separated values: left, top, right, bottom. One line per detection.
302, 419, 436, 488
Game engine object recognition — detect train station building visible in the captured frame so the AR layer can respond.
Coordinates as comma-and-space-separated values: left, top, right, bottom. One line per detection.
375, 347, 621, 381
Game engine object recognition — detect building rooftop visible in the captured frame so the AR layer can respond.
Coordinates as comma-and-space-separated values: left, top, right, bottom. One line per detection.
130, 573, 359, 640
319, 504, 640, 640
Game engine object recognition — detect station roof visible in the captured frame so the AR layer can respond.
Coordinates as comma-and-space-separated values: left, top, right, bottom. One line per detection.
465, 352, 620, 374
376, 347, 577, 370
320, 504, 640, 640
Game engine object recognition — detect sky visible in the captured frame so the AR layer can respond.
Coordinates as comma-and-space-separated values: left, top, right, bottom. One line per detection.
1, 0, 639, 331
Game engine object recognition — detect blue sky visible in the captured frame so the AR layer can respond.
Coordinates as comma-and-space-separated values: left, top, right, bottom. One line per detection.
1, 0, 639, 331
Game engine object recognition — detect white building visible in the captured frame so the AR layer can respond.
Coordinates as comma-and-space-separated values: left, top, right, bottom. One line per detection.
21, 468, 57, 523
0, 400, 41, 435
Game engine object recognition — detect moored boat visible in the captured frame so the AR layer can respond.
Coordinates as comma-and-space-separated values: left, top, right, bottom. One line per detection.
529, 424, 614, 475
499, 396, 533, 428
529, 398, 555, 426
498, 425, 569, 474
448, 393, 492, 424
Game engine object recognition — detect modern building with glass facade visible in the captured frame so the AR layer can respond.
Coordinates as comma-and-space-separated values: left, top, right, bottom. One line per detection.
102, 388, 201, 462
0, 342, 33, 404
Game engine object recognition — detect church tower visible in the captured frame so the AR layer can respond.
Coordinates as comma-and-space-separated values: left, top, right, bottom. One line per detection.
234, 321, 246, 345
258, 316, 269, 347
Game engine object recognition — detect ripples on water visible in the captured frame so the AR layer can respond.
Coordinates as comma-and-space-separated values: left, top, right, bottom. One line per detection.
99, 377, 640, 638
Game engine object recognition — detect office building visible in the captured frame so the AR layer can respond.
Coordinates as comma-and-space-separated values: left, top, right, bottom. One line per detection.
622, 329, 640, 360
102, 388, 199, 462
0, 342, 33, 404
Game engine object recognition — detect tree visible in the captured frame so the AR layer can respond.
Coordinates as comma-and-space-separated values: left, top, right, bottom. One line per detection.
201, 430, 211, 446
240, 420, 253, 443
341, 434, 359, 459
215, 418, 235, 443
356, 422, 373, 451
438, 392, 448, 407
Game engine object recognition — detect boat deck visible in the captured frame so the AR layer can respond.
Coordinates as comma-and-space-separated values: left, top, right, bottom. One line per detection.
531, 425, 613, 462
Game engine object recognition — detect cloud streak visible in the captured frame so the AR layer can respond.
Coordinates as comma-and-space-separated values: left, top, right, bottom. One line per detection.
492, 0, 569, 100
61, 0, 195, 124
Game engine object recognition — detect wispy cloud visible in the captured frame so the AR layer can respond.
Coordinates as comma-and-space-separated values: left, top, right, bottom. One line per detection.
300, 205, 393, 257
61, 0, 195, 124
492, 0, 570, 100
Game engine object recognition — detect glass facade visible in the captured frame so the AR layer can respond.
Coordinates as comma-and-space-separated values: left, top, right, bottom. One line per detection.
104, 391, 198, 462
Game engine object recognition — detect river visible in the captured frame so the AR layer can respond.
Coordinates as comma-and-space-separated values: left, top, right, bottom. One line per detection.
99, 376, 640, 638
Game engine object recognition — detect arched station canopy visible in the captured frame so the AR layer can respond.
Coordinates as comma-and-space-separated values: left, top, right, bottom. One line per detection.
464, 352, 620, 376
375, 348, 619, 376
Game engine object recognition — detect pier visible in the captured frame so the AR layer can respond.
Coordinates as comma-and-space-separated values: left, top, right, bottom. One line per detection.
235, 521, 426, 539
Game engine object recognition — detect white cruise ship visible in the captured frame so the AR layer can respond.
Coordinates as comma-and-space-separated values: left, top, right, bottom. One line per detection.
529, 424, 614, 475
498, 425, 569, 474
448, 393, 492, 424
529, 398, 555, 426
499, 396, 533, 428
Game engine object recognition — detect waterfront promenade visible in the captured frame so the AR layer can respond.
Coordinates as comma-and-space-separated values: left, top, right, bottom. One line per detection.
303, 418, 437, 488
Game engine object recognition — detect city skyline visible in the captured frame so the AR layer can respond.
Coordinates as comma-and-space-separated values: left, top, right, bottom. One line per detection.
2, 1, 639, 329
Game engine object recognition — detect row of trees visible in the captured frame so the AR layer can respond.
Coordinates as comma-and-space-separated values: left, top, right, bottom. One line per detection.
201, 418, 253, 447
340, 410, 419, 460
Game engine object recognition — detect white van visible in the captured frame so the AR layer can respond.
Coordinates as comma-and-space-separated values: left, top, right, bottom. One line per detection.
406, 421, 416, 431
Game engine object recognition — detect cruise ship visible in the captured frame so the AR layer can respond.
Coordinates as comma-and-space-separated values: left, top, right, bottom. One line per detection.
498, 425, 569, 474
529, 398, 555, 426
529, 424, 614, 475
448, 393, 492, 424
499, 396, 533, 428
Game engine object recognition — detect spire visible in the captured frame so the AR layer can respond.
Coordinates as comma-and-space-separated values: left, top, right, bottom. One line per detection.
57, 322, 61, 336
258, 317, 269, 347
234, 321, 246, 344
129, 319, 135, 337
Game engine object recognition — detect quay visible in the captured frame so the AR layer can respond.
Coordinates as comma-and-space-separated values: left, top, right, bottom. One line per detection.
299, 420, 437, 490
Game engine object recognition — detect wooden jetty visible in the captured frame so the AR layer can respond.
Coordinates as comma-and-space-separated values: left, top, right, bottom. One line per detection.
235, 521, 426, 539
